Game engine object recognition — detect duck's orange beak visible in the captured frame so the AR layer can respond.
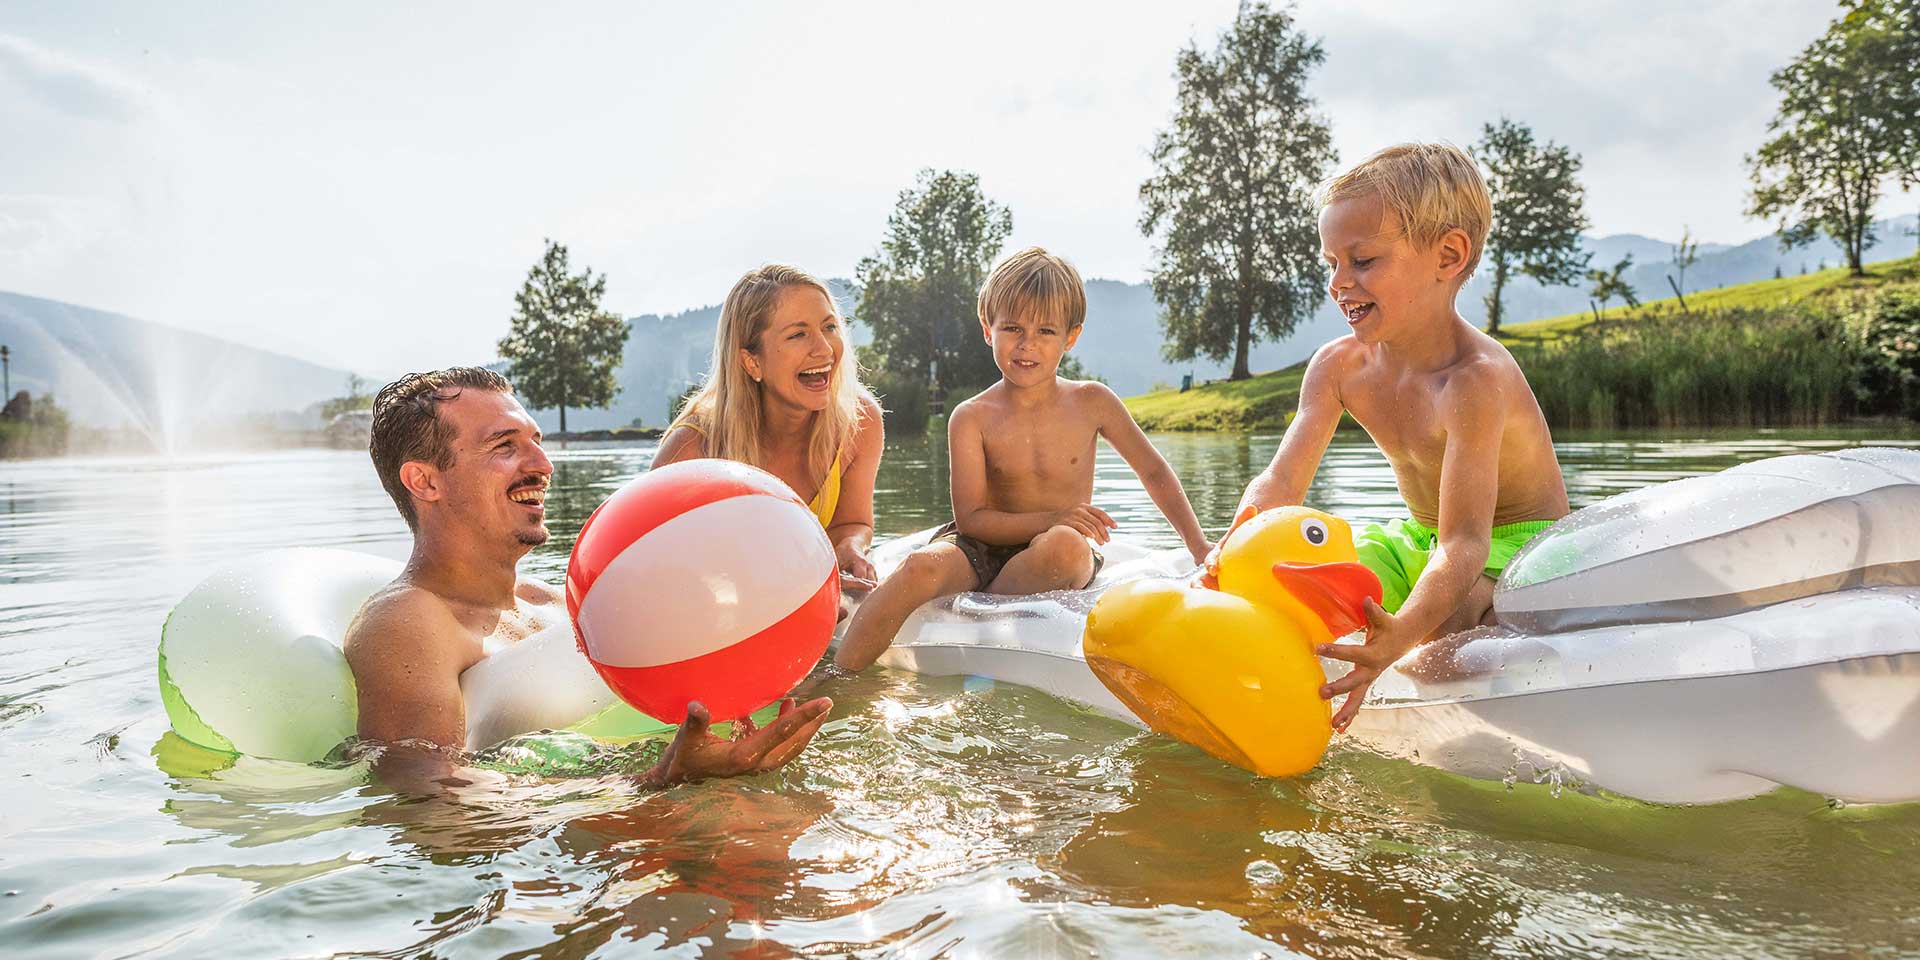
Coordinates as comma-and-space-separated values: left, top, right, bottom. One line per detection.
1271, 562, 1382, 636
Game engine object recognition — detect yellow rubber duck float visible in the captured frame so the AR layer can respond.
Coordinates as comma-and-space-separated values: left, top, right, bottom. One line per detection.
1083, 506, 1382, 777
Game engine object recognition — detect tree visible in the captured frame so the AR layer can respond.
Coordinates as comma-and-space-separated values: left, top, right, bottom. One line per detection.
1747, 0, 1920, 276
854, 169, 1013, 396
1138, 1, 1335, 381
320, 373, 372, 421
497, 240, 631, 433
1588, 254, 1639, 319
1473, 117, 1591, 335
1667, 226, 1701, 312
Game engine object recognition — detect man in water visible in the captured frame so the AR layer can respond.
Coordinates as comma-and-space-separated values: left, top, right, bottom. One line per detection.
345, 367, 832, 791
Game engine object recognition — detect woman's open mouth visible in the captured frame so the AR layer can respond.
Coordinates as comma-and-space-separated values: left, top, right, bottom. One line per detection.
798, 363, 832, 391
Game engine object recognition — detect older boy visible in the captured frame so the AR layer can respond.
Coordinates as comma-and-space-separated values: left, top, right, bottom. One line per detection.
835, 247, 1211, 671
1214, 143, 1570, 730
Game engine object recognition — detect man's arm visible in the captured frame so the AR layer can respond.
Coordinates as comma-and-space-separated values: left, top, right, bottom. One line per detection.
950, 402, 1112, 545
1318, 363, 1505, 729
1092, 383, 1209, 563
825, 394, 885, 586
344, 590, 472, 750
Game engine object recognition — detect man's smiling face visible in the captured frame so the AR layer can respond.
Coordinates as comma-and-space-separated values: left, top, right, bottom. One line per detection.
431, 389, 553, 549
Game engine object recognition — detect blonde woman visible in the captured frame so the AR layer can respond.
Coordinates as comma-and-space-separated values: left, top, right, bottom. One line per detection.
654, 264, 885, 586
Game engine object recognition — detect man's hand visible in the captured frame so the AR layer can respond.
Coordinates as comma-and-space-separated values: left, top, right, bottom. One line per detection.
1197, 504, 1261, 589
1050, 504, 1116, 544
643, 697, 833, 787
1315, 598, 1421, 732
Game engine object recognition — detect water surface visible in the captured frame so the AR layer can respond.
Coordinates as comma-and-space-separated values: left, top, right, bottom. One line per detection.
4, 428, 1920, 958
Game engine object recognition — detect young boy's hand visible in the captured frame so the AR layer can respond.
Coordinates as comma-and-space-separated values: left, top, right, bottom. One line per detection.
835, 539, 877, 590
1315, 598, 1421, 732
1050, 504, 1115, 544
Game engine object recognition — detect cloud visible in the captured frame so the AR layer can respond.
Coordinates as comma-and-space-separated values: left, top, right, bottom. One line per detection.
0, 32, 150, 121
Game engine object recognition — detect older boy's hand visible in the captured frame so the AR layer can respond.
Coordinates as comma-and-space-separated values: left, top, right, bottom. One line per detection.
1315, 598, 1421, 732
1197, 504, 1261, 588
1051, 504, 1115, 544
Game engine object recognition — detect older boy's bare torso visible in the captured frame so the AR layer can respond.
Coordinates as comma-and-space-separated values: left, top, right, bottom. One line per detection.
966, 380, 1101, 516
1332, 329, 1567, 528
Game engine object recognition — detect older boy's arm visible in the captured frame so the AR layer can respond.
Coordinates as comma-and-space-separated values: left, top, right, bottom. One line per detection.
1236, 345, 1345, 518
1200, 347, 1346, 583
1094, 385, 1209, 563
950, 404, 1111, 545
1317, 370, 1503, 730
825, 395, 885, 586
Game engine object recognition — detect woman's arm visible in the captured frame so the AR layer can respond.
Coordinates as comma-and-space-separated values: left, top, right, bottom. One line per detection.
825, 394, 885, 584
651, 425, 707, 469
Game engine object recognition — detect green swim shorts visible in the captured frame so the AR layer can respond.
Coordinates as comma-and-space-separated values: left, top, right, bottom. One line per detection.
1355, 517, 1556, 614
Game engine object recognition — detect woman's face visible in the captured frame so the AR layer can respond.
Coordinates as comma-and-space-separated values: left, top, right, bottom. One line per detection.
741, 285, 844, 414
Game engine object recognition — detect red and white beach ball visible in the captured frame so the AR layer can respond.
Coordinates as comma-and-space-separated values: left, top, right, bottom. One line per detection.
566, 459, 839, 723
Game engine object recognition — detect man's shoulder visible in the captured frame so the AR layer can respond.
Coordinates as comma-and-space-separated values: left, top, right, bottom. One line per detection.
515, 576, 564, 606
344, 580, 463, 661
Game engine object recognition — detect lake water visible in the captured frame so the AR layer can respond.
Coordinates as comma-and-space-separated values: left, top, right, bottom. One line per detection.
4, 427, 1920, 958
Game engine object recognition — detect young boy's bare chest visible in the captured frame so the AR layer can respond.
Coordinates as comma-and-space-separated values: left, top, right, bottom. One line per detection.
978, 407, 1100, 502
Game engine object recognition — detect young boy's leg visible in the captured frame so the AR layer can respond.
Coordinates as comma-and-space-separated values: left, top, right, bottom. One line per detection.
984, 525, 1098, 594
834, 542, 977, 671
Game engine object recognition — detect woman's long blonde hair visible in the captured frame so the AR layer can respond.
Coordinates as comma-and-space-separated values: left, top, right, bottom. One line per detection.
670, 264, 867, 482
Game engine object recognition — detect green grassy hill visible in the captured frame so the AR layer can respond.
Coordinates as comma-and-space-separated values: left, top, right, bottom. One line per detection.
1499, 256, 1919, 343
1125, 254, 1920, 431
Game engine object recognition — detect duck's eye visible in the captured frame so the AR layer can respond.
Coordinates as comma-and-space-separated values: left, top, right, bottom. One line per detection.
1301, 518, 1328, 546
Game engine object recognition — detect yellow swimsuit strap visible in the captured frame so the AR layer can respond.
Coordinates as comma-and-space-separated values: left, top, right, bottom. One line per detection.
675, 422, 841, 529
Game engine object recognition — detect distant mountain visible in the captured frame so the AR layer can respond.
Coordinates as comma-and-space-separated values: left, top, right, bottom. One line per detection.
0, 291, 359, 436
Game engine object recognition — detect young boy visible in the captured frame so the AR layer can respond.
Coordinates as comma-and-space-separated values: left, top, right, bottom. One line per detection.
834, 247, 1212, 671
1211, 143, 1570, 729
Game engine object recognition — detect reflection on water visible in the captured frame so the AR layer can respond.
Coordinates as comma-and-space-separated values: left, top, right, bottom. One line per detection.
3, 428, 1920, 957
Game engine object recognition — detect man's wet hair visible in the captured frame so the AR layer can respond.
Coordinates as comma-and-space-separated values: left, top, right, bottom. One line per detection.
369, 367, 513, 530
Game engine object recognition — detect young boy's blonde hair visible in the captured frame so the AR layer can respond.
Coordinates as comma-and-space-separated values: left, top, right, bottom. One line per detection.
978, 246, 1087, 330
1319, 143, 1492, 281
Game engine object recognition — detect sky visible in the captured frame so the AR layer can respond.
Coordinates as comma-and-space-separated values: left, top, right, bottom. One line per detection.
0, 1, 1910, 375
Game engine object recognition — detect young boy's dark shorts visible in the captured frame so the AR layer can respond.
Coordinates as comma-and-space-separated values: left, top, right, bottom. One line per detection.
929, 520, 1105, 590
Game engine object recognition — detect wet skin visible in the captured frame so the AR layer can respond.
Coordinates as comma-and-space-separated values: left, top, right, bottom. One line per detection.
344, 387, 831, 793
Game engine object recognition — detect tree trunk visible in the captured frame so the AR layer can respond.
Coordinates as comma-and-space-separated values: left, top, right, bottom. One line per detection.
1484, 261, 1508, 335
559, 405, 568, 433
1231, 255, 1253, 381
1232, 301, 1252, 380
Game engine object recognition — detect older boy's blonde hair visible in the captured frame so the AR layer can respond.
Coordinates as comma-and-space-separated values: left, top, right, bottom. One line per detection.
978, 247, 1086, 330
1318, 142, 1492, 280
